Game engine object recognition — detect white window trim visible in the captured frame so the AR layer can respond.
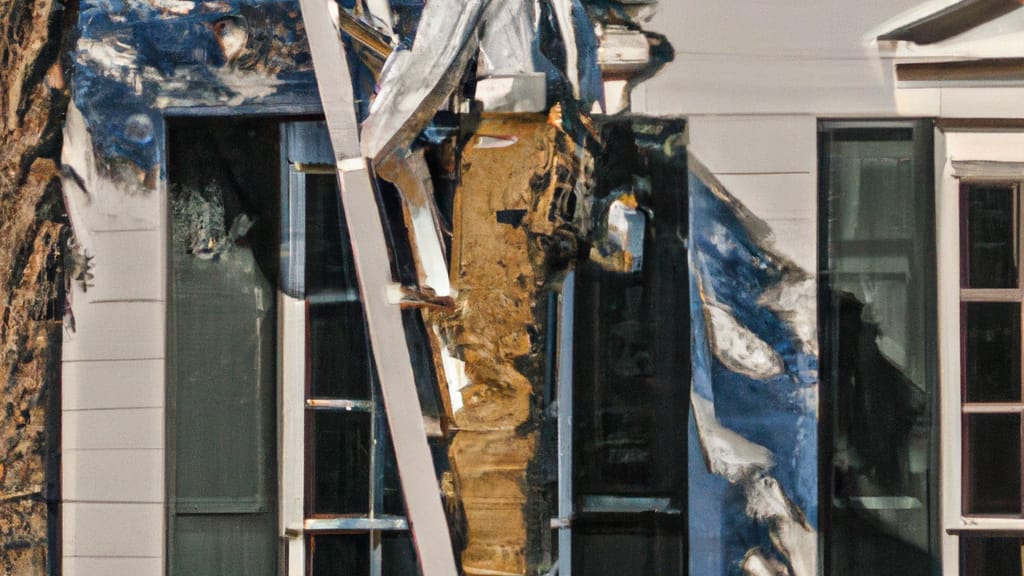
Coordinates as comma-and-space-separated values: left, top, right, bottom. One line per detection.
937, 129, 1024, 575
280, 293, 306, 576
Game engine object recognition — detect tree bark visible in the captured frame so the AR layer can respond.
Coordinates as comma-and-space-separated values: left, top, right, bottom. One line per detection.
0, 0, 74, 573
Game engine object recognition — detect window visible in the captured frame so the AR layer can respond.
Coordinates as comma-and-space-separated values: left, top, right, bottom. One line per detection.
819, 121, 939, 576
169, 119, 435, 576
959, 182, 1022, 518
953, 178, 1024, 574
280, 122, 433, 576
570, 118, 689, 576
167, 118, 281, 575
935, 132, 1024, 574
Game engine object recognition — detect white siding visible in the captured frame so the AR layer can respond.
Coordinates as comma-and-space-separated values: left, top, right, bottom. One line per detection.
64, 556, 162, 576
639, 0, 1024, 117
62, 360, 164, 411
638, 0, 925, 116
61, 103, 166, 572
81, 229, 164, 303
63, 503, 164, 557
688, 115, 818, 273
940, 86, 1024, 118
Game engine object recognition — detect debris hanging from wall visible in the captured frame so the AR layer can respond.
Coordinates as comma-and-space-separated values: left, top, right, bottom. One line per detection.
688, 158, 818, 576
439, 115, 589, 576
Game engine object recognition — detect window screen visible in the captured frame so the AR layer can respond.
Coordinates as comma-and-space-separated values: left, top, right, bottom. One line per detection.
168, 117, 280, 576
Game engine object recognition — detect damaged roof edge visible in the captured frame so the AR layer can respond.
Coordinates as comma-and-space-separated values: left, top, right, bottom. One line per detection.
878, 0, 1024, 44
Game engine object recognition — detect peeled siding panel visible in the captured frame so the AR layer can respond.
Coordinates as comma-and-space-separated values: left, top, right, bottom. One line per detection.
62, 359, 164, 410
63, 449, 163, 503
64, 556, 162, 576
62, 300, 164, 362
62, 503, 163, 557
84, 230, 165, 303
687, 116, 818, 174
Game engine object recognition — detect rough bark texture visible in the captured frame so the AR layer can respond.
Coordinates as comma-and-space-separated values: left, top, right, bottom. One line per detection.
0, 0, 72, 573
446, 116, 580, 575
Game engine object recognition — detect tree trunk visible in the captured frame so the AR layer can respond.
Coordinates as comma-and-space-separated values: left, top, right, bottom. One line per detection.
0, 0, 74, 573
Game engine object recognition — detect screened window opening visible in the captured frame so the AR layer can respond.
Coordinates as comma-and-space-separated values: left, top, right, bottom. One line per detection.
819, 121, 939, 576
168, 117, 281, 576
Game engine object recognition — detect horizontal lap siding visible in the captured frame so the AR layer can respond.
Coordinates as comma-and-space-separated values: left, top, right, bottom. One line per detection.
688, 116, 818, 273
62, 162, 167, 574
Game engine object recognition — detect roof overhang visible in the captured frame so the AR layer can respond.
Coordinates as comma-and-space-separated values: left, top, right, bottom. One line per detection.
879, 0, 1024, 44
897, 57, 1024, 83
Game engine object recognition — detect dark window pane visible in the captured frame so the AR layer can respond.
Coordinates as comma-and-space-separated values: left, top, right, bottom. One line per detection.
380, 426, 405, 516
309, 301, 372, 399
305, 173, 358, 295
574, 515, 685, 576
962, 184, 1018, 289
309, 534, 369, 576
169, 117, 281, 576
174, 514, 277, 576
821, 123, 937, 576
311, 412, 370, 514
965, 413, 1021, 515
173, 275, 269, 506
964, 302, 1021, 403
962, 537, 1022, 576
382, 533, 421, 576
574, 120, 689, 498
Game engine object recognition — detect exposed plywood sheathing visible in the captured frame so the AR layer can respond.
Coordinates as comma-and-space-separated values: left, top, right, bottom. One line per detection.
0, 0, 71, 571
446, 115, 580, 575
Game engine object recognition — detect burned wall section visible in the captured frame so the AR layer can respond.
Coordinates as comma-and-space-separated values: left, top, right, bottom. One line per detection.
69, 0, 318, 209
443, 115, 583, 575
0, 0, 74, 573
571, 118, 689, 575
435, 114, 689, 575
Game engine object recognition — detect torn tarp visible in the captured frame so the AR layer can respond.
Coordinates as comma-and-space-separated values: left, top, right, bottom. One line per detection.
359, 0, 492, 163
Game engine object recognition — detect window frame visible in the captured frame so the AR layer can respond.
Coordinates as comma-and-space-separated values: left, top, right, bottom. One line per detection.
566, 118, 690, 576
937, 130, 1024, 575
165, 116, 283, 576
279, 135, 417, 576
818, 119, 941, 576
958, 179, 1024, 518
